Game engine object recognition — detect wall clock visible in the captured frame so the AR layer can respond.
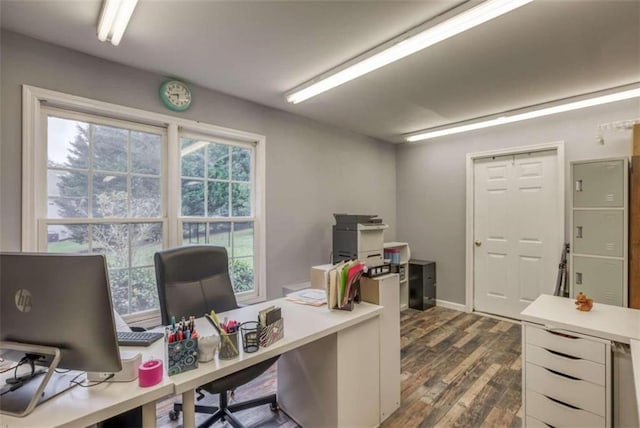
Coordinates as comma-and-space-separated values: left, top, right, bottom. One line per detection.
160, 80, 192, 112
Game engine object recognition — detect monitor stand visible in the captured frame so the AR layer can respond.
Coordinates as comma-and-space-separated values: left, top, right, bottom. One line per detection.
0, 341, 80, 417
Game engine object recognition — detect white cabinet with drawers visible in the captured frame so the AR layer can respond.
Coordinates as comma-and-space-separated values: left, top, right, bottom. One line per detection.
570, 157, 628, 307
523, 323, 612, 427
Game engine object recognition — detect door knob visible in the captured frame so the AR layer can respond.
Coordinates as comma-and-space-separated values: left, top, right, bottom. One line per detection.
475, 240, 482, 247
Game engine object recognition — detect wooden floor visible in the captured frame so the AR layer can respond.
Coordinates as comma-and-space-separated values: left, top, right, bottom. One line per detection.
156, 306, 522, 428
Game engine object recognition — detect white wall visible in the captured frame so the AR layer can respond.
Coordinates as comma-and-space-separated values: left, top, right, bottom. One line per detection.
0, 30, 397, 299
397, 99, 640, 305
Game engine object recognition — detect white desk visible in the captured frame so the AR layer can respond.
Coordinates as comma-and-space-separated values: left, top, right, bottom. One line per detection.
0, 342, 173, 428
171, 298, 384, 428
1, 298, 387, 428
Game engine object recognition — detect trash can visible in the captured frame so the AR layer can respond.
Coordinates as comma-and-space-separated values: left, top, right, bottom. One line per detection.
408, 260, 436, 310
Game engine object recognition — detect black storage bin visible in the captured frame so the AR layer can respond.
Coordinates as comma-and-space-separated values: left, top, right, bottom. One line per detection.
408, 260, 436, 310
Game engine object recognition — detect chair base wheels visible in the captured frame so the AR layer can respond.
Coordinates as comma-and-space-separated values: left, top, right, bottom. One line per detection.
169, 409, 180, 421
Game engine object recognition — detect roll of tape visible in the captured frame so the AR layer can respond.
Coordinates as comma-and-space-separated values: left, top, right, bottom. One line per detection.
138, 359, 163, 387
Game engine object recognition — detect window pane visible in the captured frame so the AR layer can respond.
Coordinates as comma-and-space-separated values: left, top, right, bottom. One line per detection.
208, 222, 231, 251
231, 257, 254, 293
207, 181, 229, 217
231, 183, 251, 217
233, 222, 253, 258
207, 143, 229, 180
131, 176, 161, 217
181, 139, 205, 178
181, 180, 205, 216
48, 117, 89, 169
131, 131, 161, 175
110, 269, 130, 315
130, 267, 158, 313
182, 222, 206, 244
131, 223, 162, 267
92, 223, 129, 269
93, 124, 128, 172
231, 146, 251, 181
47, 224, 89, 253
47, 170, 88, 218
93, 173, 127, 217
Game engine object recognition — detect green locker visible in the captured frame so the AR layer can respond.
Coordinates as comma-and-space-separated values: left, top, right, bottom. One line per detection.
572, 256, 624, 306
570, 157, 628, 307
573, 210, 624, 257
573, 160, 625, 208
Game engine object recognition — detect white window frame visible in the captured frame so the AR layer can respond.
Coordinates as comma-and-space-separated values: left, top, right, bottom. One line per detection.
22, 85, 267, 324
177, 131, 261, 300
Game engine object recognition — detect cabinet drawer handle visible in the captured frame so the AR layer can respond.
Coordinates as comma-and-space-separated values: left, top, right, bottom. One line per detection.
575, 272, 582, 285
575, 179, 583, 192
544, 394, 582, 411
544, 367, 581, 381
544, 348, 580, 360
576, 226, 583, 239
546, 329, 579, 340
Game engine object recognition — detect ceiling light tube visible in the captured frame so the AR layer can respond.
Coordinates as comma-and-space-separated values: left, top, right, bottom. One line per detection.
406, 86, 640, 142
286, 0, 533, 104
97, 0, 121, 42
97, 0, 138, 46
110, 0, 138, 46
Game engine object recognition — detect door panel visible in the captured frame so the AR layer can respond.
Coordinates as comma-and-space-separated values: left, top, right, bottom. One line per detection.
573, 160, 624, 208
572, 256, 624, 306
573, 210, 623, 257
474, 150, 560, 319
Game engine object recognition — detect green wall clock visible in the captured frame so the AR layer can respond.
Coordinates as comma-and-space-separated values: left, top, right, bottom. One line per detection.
159, 80, 192, 112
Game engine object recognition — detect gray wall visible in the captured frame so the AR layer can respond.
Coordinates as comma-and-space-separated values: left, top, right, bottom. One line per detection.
0, 30, 397, 299
397, 99, 640, 305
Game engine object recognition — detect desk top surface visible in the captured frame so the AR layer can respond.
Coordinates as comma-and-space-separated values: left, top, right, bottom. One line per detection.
169, 297, 383, 393
0, 298, 382, 427
520, 294, 640, 344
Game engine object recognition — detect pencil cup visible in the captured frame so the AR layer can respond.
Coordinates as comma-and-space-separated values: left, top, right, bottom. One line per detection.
240, 322, 260, 353
166, 338, 199, 376
198, 335, 219, 363
218, 332, 239, 360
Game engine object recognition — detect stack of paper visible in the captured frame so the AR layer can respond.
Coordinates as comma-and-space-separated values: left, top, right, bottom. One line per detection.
286, 289, 327, 306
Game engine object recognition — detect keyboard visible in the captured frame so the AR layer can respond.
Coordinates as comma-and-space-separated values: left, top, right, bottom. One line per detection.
117, 331, 164, 347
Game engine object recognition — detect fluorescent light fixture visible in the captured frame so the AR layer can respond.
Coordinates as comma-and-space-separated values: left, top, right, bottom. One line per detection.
285, 0, 533, 104
406, 86, 640, 142
97, 0, 138, 46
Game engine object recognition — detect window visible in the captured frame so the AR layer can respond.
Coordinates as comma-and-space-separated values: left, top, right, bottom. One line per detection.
23, 86, 266, 323
43, 109, 165, 317
179, 136, 257, 294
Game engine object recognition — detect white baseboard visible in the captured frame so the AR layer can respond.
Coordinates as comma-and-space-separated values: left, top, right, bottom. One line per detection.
436, 299, 466, 312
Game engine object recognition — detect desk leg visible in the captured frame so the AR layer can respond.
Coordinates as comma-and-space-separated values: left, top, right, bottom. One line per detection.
141, 401, 157, 428
182, 389, 196, 428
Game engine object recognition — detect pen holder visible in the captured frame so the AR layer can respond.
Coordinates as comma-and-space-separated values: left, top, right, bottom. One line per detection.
167, 338, 199, 376
259, 318, 284, 348
240, 321, 261, 353
218, 332, 239, 360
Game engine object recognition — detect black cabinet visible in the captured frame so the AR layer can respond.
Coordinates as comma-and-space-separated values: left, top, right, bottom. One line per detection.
408, 260, 436, 311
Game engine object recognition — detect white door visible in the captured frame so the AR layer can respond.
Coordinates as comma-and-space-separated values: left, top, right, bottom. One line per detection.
473, 150, 561, 319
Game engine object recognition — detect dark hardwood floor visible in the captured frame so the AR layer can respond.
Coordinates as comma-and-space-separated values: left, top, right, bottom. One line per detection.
156, 306, 522, 428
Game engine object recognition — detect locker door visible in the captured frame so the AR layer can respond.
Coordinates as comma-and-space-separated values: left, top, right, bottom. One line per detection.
573, 160, 624, 207
573, 256, 624, 306
573, 210, 624, 257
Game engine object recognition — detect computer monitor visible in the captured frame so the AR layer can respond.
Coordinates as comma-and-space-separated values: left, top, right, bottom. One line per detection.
0, 252, 122, 416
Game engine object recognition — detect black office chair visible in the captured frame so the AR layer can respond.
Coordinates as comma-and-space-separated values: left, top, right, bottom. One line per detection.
154, 245, 279, 428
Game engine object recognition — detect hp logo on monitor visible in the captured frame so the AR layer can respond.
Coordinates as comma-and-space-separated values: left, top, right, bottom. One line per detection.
14, 289, 32, 313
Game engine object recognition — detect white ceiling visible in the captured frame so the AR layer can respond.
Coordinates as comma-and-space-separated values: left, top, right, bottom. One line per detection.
2, 0, 639, 143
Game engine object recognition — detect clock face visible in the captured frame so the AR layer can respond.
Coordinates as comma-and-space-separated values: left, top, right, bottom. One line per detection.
160, 80, 192, 111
